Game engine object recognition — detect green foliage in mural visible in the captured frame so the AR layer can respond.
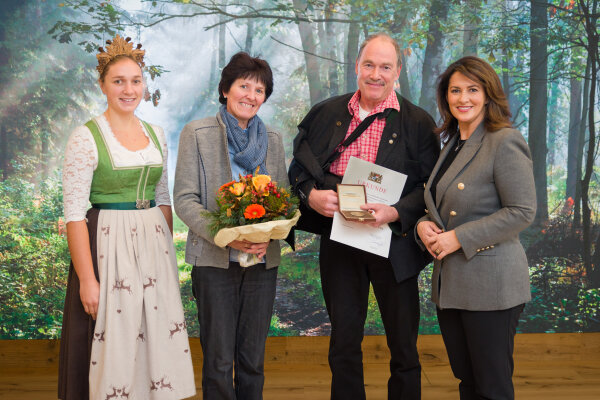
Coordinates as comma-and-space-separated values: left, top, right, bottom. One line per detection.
0, 163, 69, 339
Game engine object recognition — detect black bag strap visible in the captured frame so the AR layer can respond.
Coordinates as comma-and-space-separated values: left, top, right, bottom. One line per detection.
322, 107, 395, 170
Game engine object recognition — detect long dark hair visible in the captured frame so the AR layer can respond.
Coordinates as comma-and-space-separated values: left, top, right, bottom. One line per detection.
436, 56, 512, 142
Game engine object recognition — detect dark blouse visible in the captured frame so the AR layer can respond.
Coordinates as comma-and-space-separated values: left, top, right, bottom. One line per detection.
430, 138, 466, 202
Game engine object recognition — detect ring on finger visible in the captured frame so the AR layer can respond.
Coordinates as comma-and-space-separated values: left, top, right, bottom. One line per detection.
435, 249, 440, 255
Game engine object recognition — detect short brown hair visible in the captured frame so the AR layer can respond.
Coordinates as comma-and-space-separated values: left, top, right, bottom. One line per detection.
357, 32, 402, 69
436, 56, 512, 142
218, 52, 273, 104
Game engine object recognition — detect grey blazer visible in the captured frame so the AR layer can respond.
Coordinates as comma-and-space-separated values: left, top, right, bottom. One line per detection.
173, 113, 288, 269
417, 124, 536, 311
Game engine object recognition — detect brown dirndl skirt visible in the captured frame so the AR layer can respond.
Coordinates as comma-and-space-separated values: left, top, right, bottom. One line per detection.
58, 208, 100, 400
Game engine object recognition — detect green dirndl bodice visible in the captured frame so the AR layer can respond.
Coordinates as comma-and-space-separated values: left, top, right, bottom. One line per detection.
85, 118, 163, 210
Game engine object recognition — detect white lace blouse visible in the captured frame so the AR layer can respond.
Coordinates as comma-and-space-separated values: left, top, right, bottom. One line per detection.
63, 115, 171, 223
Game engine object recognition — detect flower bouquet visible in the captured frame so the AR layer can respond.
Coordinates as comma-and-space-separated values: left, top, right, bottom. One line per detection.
207, 168, 300, 267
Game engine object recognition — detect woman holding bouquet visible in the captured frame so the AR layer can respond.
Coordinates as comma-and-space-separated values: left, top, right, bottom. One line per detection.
59, 35, 195, 399
174, 52, 288, 400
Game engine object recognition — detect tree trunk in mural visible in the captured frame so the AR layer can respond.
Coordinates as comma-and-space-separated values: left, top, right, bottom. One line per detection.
219, 10, 227, 69
574, 57, 590, 228
209, 28, 219, 89
345, 5, 359, 94
244, 0, 254, 53
547, 81, 559, 167
591, 232, 600, 288
580, 0, 599, 288
0, 126, 7, 179
325, 0, 339, 97
463, 0, 480, 57
419, 0, 449, 118
566, 75, 582, 200
501, 47, 511, 115
293, 0, 324, 105
508, 52, 526, 127
389, 10, 412, 101
502, 0, 517, 122
528, 0, 549, 226
399, 52, 412, 102
317, 19, 327, 90
40, 128, 50, 179
0, 3, 13, 178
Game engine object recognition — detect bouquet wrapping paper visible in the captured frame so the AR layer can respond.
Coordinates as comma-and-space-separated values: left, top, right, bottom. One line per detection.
213, 210, 300, 266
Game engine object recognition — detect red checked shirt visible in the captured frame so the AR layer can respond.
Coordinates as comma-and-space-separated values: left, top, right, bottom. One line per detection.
329, 90, 401, 176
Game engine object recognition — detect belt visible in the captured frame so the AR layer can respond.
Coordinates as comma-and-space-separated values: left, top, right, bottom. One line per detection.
92, 200, 156, 210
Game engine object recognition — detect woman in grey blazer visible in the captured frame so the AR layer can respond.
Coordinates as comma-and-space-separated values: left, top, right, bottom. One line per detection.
173, 52, 288, 400
416, 56, 536, 400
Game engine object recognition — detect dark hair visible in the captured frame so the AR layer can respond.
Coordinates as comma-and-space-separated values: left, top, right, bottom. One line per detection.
218, 52, 273, 104
98, 55, 143, 82
357, 32, 402, 69
436, 56, 512, 142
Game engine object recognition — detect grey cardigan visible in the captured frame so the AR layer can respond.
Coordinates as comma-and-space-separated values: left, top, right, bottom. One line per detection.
173, 113, 289, 269
417, 124, 536, 311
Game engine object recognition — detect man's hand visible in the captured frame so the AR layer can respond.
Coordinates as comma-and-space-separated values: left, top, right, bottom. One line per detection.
308, 189, 339, 217
360, 203, 399, 228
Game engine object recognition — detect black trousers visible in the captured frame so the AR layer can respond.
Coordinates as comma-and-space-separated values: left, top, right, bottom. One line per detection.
436, 304, 524, 400
192, 262, 278, 400
320, 234, 421, 400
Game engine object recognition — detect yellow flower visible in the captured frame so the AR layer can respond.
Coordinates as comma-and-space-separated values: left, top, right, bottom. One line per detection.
229, 182, 246, 196
252, 174, 271, 193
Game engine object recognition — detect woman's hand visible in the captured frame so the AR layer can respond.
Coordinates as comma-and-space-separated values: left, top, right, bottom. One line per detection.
431, 230, 461, 260
417, 221, 443, 258
67, 220, 99, 320
159, 205, 174, 234
229, 240, 270, 259
80, 278, 100, 320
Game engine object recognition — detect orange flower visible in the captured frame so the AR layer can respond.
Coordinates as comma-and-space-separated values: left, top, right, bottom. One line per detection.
219, 181, 235, 193
229, 182, 246, 196
244, 204, 266, 219
252, 174, 271, 193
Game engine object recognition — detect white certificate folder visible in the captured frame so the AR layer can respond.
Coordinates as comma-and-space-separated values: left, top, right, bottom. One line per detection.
330, 156, 407, 257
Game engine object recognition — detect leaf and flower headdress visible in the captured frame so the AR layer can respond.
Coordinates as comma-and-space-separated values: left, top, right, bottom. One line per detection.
96, 34, 145, 76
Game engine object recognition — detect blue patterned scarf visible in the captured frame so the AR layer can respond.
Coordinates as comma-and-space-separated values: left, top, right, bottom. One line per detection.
220, 105, 268, 175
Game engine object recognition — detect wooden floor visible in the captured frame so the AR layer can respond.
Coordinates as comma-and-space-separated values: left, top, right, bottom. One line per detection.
1, 333, 599, 399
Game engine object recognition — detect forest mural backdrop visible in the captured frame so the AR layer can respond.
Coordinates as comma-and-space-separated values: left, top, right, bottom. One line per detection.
1, 0, 599, 339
